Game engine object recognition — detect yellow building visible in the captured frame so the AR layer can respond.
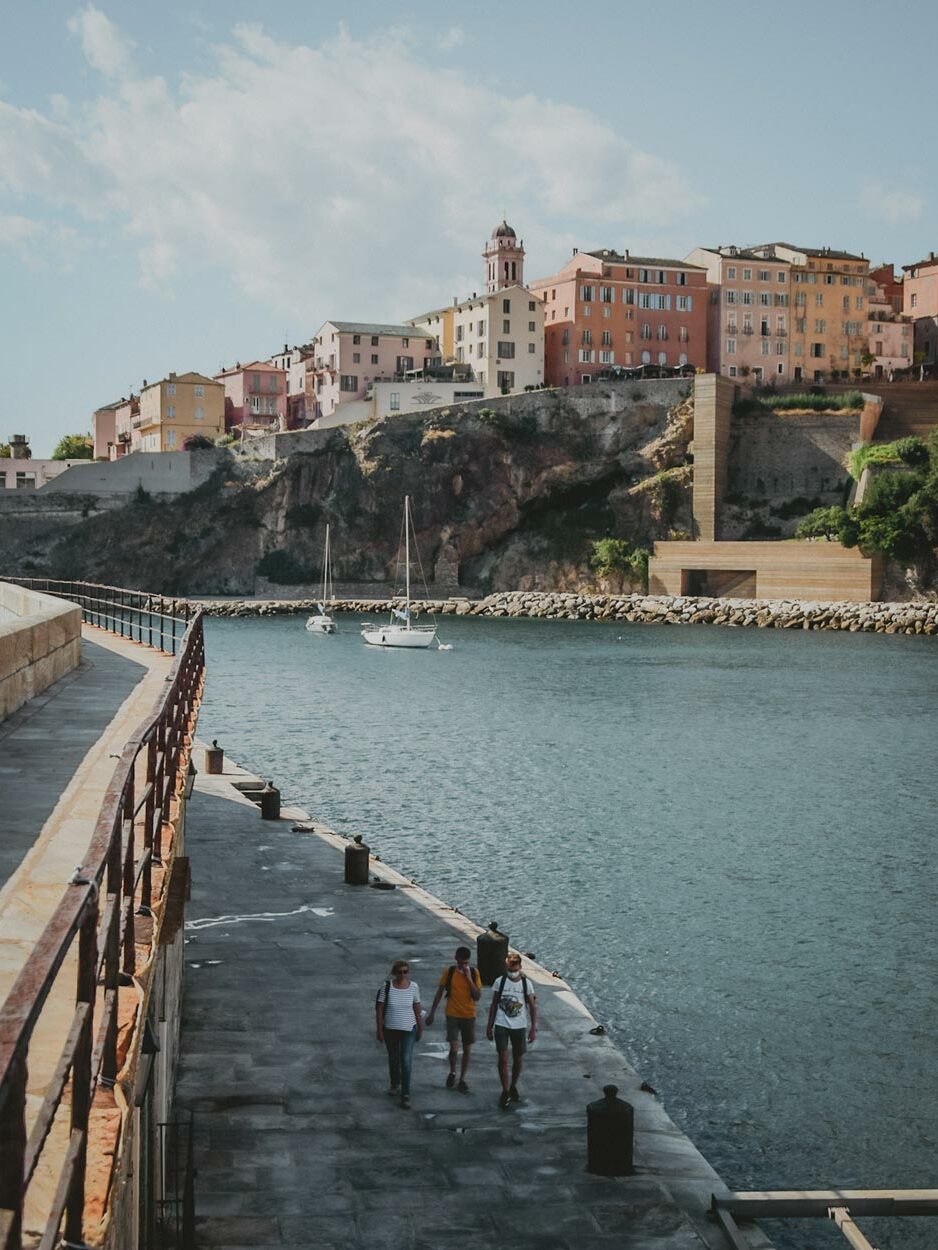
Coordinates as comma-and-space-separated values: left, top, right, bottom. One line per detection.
749, 244, 869, 383
133, 371, 225, 452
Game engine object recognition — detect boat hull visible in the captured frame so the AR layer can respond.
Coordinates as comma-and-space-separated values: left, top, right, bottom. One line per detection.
306, 616, 337, 635
361, 625, 437, 649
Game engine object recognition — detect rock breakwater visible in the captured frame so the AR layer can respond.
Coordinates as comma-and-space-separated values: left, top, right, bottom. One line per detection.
201, 591, 938, 635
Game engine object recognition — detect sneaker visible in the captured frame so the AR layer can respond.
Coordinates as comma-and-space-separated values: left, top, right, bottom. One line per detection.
509, 1084, 520, 1103
399, 1095, 411, 1109
457, 1079, 469, 1094
499, 1090, 512, 1110
388, 1086, 400, 1097
445, 1072, 456, 1089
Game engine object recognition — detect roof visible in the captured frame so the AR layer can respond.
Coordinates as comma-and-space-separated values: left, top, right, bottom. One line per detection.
902, 253, 938, 272
410, 284, 537, 321
94, 398, 129, 413
752, 242, 866, 263
585, 249, 706, 270
697, 247, 791, 265
493, 219, 516, 239
214, 361, 285, 378
321, 321, 435, 339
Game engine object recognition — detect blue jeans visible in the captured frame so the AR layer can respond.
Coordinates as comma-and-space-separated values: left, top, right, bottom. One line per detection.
385, 1028, 416, 1095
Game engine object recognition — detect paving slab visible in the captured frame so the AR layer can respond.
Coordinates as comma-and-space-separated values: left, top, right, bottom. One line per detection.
179, 767, 773, 1250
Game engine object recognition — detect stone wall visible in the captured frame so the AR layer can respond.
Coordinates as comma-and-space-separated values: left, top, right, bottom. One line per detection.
200, 589, 938, 635
726, 410, 859, 502
0, 582, 82, 720
40, 448, 230, 496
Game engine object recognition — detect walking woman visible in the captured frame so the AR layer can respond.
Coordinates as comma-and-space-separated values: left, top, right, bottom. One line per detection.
375, 959, 424, 1108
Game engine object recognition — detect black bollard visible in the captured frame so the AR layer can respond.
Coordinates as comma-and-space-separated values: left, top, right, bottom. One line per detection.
344, 834, 370, 885
204, 739, 224, 774
476, 921, 509, 986
259, 781, 281, 820
586, 1085, 634, 1176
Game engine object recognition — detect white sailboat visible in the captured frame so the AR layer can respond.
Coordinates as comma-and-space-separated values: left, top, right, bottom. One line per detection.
305, 523, 337, 635
361, 497, 438, 649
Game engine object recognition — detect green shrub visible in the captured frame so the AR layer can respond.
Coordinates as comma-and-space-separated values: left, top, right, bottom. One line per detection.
796, 506, 858, 544
894, 436, 929, 468
846, 442, 903, 480
590, 538, 649, 588
734, 390, 864, 417
770, 495, 825, 520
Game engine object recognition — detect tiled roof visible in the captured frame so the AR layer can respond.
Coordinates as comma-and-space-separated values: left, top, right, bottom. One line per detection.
902, 254, 938, 272
324, 321, 435, 338
754, 242, 865, 262
585, 249, 706, 270
699, 247, 791, 264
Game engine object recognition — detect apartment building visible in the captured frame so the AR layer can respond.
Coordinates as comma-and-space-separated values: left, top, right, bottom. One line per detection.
309, 322, 439, 420
0, 436, 89, 489
530, 248, 708, 387
111, 395, 139, 459
214, 361, 287, 432
685, 247, 792, 382
902, 251, 938, 368
866, 273, 913, 377
268, 343, 314, 427
135, 371, 225, 451
748, 244, 870, 382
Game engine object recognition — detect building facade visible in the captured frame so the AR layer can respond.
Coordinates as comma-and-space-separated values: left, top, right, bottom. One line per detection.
112, 396, 138, 458
135, 371, 225, 452
685, 247, 792, 382
902, 252, 938, 369
866, 274, 913, 377
530, 248, 708, 387
308, 322, 439, 421
268, 344, 314, 427
748, 244, 870, 382
214, 361, 287, 433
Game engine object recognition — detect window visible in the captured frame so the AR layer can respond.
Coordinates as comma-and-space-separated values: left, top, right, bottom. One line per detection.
600, 350, 614, 363
775, 293, 789, 307
386, 392, 401, 412
743, 268, 752, 280
678, 352, 688, 366
456, 325, 465, 342
353, 352, 361, 363
353, 334, 361, 344
679, 326, 688, 342
639, 292, 652, 309
528, 342, 536, 353
815, 319, 826, 333
497, 370, 515, 390
166, 429, 176, 448
676, 272, 687, 286
727, 266, 737, 280
582, 304, 592, 316
825, 274, 835, 285
657, 270, 666, 284
658, 351, 667, 364
497, 341, 515, 358
677, 295, 693, 311
911, 293, 919, 308
641, 350, 651, 364
603, 306, 612, 319
728, 365, 738, 377
503, 298, 511, 313
761, 318, 770, 336
340, 375, 358, 391
528, 321, 536, 332
776, 341, 785, 355
371, 336, 379, 346
815, 293, 824, 307
742, 291, 753, 305
623, 288, 635, 305
638, 269, 650, 282
579, 349, 595, 363
195, 406, 204, 420
580, 284, 594, 302
600, 286, 614, 302
582, 328, 592, 344
760, 293, 771, 306
726, 338, 736, 354
529, 301, 536, 311
478, 343, 484, 358
640, 323, 652, 340
167, 405, 176, 418
657, 325, 668, 340
601, 330, 612, 346
402, 337, 409, 348
503, 319, 511, 333
778, 271, 787, 283
194, 384, 204, 397
371, 354, 379, 364
856, 296, 864, 310
725, 290, 737, 304
811, 343, 824, 358
167, 383, 176, 397
758, 270, 770, 282
761, 340, 770, 355
477, 321, 485, 335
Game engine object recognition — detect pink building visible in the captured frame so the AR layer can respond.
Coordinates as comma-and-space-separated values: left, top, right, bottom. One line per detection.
866, 276, 913, 377
214, 361, 288, 433
902, 251, 938, 370
309, 322, 439, 421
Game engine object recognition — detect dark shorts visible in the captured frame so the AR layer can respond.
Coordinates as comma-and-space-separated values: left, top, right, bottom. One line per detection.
446, 1016, 476, 1045
494, 1025, 527, 1057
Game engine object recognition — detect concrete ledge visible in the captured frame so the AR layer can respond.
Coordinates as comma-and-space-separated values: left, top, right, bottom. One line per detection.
0, 582, 82, 721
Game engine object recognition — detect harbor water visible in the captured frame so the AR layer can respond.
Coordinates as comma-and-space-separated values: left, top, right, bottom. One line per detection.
200, 613, 938, 1249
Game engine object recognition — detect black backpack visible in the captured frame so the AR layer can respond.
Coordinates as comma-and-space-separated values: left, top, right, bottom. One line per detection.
444, 964, 478, 997
493, 973, 532, 1011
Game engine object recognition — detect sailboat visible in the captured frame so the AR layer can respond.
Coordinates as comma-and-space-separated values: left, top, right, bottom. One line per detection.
361, 497, 438, 649
305, 524, 337, 635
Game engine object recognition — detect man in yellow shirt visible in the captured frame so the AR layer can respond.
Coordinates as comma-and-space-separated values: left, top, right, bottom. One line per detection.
425, 945, 482, 1092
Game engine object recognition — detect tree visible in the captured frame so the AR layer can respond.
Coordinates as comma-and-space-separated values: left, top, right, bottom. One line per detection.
0, 443, 10, 459
182, 434, 215, 450
52, 433, 93, 461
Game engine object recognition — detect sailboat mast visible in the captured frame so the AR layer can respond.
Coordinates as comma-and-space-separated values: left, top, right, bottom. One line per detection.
404, 496, 411, 627
323, 524, 331, 604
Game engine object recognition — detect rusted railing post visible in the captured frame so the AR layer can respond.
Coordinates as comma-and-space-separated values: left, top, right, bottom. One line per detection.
0, 1050, 27, 1246
121, 769, 136, 981
63, 902, 98, 1247
141, 735, 157, 913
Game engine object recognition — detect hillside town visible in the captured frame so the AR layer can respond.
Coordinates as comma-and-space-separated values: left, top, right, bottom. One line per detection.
66, 224, 935, 464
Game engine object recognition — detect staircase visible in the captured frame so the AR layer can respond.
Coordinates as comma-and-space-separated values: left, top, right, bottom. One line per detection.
822, 381, 938, 441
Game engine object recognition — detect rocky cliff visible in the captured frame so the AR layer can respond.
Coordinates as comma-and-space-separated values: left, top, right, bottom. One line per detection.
7, 380, 695, 596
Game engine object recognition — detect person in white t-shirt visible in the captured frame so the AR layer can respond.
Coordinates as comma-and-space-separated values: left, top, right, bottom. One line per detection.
486, 953, 537, 1109
375, 959, 423, 1109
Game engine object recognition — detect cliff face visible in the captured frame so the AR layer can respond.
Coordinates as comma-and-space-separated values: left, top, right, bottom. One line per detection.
18, 380, 695, 596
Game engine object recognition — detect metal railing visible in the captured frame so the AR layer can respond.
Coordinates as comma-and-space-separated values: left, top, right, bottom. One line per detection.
2, 578, 193, 655
156, 1116, 195, 1250
0, 587, 204, 1250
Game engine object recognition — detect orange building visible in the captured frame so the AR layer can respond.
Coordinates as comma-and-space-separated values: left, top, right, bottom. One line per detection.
530, 248, 709, 387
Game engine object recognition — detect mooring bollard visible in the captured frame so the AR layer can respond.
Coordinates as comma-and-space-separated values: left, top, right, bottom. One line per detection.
344, 834, 370, 885
259, 781, 281, 820
204, 739, 224, 774
476, 921, 509, 986
586, 1085, 635, 1176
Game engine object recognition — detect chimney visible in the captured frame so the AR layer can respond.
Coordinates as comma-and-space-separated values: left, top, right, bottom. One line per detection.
142, 378, 148, 387
931, 251, 936, 262
573, 247, 578, 255
625, 248, 629, 260
169, 371, 177, 380
10, 434, 30, 460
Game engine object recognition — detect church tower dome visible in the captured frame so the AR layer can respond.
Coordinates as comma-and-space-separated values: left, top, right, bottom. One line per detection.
483, 219, 524, 292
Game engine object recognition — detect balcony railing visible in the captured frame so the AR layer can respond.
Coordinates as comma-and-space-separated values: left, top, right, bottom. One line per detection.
0, 579, 203, 1250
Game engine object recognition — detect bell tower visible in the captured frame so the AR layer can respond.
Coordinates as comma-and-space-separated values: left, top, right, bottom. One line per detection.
483, 219, 524, 293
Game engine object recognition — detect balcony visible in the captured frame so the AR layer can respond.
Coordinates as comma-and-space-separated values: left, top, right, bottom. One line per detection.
776, 328, 788, 337
726, 323, 738, 334
741, 326, 754, 335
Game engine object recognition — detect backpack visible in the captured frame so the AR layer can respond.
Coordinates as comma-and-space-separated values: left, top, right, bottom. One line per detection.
494, 973, 532, 1012
444, 964, 478, 997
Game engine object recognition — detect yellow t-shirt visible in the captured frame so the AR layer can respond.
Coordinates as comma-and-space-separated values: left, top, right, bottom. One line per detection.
439, 965, 481, 1018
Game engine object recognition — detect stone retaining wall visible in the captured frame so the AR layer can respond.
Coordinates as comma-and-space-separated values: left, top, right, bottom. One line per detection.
0, 582, 82, 720
199, 590, 938, 636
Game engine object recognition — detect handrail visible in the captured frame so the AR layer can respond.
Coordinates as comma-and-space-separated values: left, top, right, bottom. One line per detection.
0, 582, 204, 1249
1, 577, 193, 655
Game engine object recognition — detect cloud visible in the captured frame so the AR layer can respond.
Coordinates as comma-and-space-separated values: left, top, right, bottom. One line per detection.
0, 213, 78, 267
438, 26, 466, 50
861, 180, 925, 225
0, 19, 702, 324
67, 4, 135, 79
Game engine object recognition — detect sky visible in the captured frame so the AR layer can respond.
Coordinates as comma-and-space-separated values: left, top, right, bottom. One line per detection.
2, 0, 936, 455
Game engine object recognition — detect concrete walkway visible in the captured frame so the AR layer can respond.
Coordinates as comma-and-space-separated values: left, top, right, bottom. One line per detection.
178, 766, 771, 1250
